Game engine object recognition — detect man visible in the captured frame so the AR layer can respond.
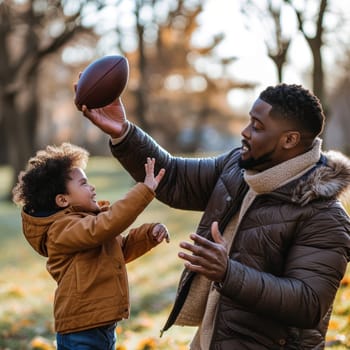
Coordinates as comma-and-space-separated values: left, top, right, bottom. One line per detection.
79, 83, 350, 349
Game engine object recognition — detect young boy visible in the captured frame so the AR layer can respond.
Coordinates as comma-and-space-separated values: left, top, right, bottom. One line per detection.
12, 142, 169, 350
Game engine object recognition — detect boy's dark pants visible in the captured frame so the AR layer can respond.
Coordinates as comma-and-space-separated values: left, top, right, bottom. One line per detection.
56, 323, 117, 350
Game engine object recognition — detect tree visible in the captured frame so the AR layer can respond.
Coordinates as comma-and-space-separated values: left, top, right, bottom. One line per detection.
240, 0, 292, 82
323, 46, 350, 152
0, 0, 98, 195
284, 0, 328, 104
106, 0, 254, 151
1, 0, 255, 197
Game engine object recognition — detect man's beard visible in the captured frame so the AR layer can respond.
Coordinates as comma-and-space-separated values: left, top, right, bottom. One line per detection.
238, 149, 274, 170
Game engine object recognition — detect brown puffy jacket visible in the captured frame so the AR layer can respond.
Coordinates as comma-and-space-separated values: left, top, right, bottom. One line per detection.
111, 124, 350, 349
21, 183, 160, 334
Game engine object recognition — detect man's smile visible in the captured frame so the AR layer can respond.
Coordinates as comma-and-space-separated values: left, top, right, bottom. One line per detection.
241, 140, 250, 157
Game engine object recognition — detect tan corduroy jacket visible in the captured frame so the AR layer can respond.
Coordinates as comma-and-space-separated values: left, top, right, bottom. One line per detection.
21, 183, 160, 334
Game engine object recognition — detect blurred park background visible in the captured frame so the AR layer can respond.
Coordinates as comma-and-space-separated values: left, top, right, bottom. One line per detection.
1, 0, 350, 349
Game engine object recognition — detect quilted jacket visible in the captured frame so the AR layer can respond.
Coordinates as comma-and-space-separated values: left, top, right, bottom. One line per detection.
111, 124, 350, 349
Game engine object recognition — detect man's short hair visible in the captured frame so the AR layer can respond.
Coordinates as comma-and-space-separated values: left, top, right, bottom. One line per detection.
259, 83, 325, 138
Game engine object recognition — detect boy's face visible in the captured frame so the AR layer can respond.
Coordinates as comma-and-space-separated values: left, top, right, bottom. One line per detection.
62, 167, 100, 212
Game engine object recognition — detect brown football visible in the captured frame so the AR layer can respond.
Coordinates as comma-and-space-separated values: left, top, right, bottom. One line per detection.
75, 55, 129, 109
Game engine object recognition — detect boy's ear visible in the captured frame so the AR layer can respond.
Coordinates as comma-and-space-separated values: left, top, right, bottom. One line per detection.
55, 194, 69, 208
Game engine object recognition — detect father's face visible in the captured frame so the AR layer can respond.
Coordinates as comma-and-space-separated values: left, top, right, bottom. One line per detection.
239, 99, 292, 171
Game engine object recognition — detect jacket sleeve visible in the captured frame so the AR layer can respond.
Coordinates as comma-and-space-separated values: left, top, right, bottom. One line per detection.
119, 223, 159, 263
110, 123, 230, 211
50, 183, 155, 253
219, 206, 350, 328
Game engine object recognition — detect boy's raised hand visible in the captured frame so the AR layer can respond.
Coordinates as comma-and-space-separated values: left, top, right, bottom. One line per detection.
144, 157, 165, 191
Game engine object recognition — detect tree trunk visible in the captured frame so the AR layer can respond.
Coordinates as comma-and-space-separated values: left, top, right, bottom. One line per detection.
134, 7, 150, 133
2, 91, 33, 199
310, 39, 324, 104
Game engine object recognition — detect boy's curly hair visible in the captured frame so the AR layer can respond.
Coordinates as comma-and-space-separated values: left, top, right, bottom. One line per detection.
12, 143, 89, 214
259, 83, 325, 138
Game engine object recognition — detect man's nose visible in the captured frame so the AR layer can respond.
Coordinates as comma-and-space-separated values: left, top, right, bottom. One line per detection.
241, 124, 250, 138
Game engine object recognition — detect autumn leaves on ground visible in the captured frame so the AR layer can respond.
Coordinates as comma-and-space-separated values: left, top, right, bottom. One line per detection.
0, 158, 349, 350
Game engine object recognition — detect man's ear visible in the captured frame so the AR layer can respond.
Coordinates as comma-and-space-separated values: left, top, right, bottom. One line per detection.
282, 131, 300, 149
55, 194, 69, 208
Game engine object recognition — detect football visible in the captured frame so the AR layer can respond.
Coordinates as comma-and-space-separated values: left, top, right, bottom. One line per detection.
75, 55, 129, 109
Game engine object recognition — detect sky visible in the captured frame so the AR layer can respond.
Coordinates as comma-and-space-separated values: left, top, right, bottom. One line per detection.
192, 0, 350, 111
193, 0, 278, 110
196, 1, 277, 81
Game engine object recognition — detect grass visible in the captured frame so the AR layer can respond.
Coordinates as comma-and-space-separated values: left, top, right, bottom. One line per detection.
0, 158, 350, 349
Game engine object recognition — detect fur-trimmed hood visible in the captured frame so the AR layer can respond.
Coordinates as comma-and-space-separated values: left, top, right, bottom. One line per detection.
292, 150, 350, 206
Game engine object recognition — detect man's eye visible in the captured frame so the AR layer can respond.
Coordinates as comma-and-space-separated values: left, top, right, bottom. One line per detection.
252, 122, 262, 131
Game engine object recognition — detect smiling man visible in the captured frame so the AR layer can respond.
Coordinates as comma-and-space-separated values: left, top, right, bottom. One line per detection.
80, 83, 350, 350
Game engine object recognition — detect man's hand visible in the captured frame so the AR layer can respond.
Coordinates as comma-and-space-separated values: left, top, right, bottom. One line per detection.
77, 97, 128, 138
178, 221, 228, 282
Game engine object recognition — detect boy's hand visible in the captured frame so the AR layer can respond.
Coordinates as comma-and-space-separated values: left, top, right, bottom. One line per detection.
144, 157, 165, 191
76, 96, 128, 138
152, 224, 170, 243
